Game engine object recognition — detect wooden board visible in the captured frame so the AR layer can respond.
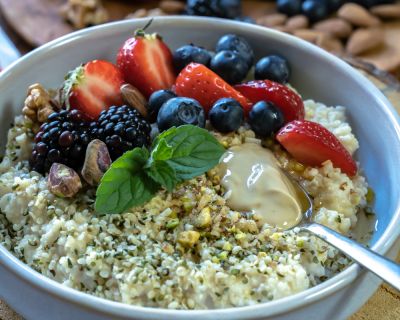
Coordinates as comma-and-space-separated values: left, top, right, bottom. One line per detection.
0, 0, 275, 48
0, 0, 160, 47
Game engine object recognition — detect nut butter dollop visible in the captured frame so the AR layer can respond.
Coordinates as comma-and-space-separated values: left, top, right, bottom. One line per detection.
218, 143, 302, 229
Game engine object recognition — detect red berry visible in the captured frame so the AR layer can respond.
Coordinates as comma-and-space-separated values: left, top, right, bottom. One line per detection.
234, 80, 305, 123
175, 63, 252, 114
61, 60, 124, 120
276, 120, 357, 176
117, 32, 175, 98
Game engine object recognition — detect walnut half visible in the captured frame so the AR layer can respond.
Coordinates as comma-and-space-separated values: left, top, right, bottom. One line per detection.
22, 83, 57, 124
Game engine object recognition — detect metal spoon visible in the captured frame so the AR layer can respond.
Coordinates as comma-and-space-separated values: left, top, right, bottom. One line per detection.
290, 177, 400, 291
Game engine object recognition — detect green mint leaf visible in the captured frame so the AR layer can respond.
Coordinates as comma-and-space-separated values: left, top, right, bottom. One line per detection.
151, 138, 174, 161
155, 125, 225, 181
145, 161, 177, 192
95, 148, 159, 214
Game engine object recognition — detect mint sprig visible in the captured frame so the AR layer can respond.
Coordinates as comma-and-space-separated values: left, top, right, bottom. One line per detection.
95, 125, 225, 214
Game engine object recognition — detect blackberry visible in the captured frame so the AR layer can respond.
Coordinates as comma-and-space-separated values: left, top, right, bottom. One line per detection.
30, 110, 92, 174
91, 105, 151, 160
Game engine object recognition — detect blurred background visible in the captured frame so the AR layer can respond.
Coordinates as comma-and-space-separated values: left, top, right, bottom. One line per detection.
0, 0, 400, 78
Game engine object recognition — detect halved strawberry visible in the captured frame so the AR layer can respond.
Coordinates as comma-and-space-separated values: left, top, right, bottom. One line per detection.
61, 60, 124, 120
117, 31, 175, 98
234, 80, 304, 123
276, 120, 357, 176
175, 63, 252, 114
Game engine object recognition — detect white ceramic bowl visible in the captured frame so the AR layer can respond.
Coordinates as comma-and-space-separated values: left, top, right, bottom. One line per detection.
0, 17, 400, 320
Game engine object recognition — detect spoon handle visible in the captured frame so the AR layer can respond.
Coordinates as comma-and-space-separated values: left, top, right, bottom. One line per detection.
303, 223, 400, 291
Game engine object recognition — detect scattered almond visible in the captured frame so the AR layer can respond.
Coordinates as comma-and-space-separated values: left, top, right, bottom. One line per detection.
316, 34, 344, 54
346, 28, 384, 55
338, 3, 381, 27
126, 8, 148, 19
370, 4, 400, 19
120, 84, 148, 118
286, 15, 309, 31
256, 13, 287, 27
293, 29, 325, 43
313, 18, 352, 39
160, 0, 186, 14
272, 25, 291, 33
147, 8, 166, 17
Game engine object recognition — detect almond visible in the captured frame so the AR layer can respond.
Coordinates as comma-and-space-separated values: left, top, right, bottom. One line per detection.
313, 18, 352, 39
256, 13, 287, 27
338, 3, 381, 27
346, 28, 384, 55
160, 0, 186, 14
370, 4, 400, 19
286, 15, 309, 31
293, 29, 325, 43
316, 34, 344, 54
120, 84, 148, 118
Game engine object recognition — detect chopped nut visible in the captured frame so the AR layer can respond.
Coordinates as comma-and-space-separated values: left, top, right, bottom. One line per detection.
48, 163, 82, 198
120, 84, 148, 118
81, 139, 111, 186
194, 207, 211, 228
22, 83, 57, 124
177, 231, 200, 247
60, 0, 108, 29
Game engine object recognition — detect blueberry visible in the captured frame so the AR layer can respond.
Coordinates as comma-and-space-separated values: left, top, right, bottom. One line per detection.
248, 101, 285, 138
210, 50, 249, 84
216, 34, 254, 68
255, 55, 290, 84
302, 0, 329, 22
173, 44, 212, 72
215, 0, 242, 19
209, 98, 244, 133
277, 0, 303, 16
147, 90, 177, 123
157, 97, 206, 131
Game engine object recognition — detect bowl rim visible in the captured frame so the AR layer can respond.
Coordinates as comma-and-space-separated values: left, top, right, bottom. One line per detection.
1, 16, 400, 319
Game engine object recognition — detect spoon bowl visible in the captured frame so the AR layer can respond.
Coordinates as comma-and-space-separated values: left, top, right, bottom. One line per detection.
287, 174, 400, 291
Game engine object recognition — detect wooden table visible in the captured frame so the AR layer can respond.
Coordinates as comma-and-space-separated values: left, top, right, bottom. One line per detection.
0, 2, 399, 319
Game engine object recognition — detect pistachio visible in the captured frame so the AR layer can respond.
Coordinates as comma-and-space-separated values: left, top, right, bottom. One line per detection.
48, 163, 82, 198
177, 231, 200, 247
81, 139, 111, 186
194, 207, 211, 228
120, 84, 148, 118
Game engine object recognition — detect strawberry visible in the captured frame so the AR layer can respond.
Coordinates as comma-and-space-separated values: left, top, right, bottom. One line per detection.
234, 80, 305, 123
61, 60, 124, 120
175, 63, 252, 114
117, 31, 175, 98
276, 120, 357, 176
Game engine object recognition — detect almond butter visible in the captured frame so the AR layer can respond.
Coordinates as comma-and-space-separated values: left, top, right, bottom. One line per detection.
313, 18, 352, 39
338, 3, 381, 27
160, 0, 186, 14
370, 4, 400, 19
256, 13, 287, 27
286, 15, 309, 31
346, 28, 384, 55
